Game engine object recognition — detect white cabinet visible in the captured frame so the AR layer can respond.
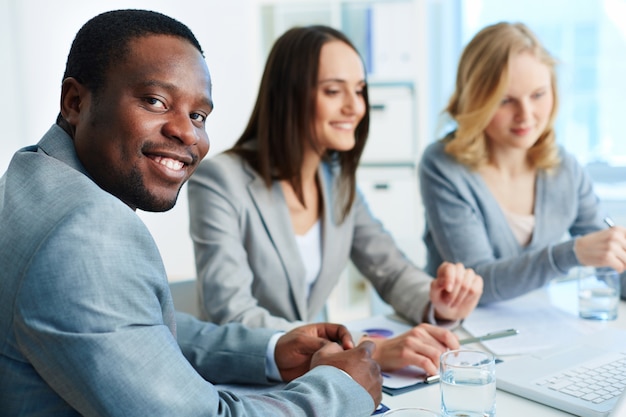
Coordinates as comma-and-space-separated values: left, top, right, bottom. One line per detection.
356, 165, 425, 316
357, 166, 424, 267
362, 84, 416, 164
351, 81, 424, 317
358, 83, 422, 265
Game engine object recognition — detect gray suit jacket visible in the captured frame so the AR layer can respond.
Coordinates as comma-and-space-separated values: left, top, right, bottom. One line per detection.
188, 151, 432, 330
0, 125, 373, 416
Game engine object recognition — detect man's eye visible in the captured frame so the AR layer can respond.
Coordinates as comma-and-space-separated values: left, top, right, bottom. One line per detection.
145, 97, 166, 109
190, 113, 206, 123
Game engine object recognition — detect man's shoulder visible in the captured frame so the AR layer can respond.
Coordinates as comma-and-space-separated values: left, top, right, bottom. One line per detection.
0, 142, 147, 298
1, 142, 138, 251
9, 145, 120, 211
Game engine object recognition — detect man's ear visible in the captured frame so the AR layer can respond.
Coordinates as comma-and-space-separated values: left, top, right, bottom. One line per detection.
60, 77, 89, 127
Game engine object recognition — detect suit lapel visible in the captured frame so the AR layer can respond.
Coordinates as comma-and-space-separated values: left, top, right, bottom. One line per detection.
244, 164, 308, 319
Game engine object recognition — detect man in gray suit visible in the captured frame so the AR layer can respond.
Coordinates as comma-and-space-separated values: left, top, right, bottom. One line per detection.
0, 9, 381, 416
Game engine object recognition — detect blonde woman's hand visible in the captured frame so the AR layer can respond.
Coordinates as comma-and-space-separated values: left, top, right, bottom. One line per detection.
574, 227, 626, 272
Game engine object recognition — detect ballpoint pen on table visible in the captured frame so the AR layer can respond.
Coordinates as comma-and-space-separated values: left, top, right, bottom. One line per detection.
424, 328, 519, 384
457, 328, 519, 345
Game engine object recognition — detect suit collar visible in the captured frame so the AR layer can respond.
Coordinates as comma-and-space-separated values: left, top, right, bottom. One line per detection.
242, 156, 348, 322
243, 161, 308, 319
37, 124, 91, 179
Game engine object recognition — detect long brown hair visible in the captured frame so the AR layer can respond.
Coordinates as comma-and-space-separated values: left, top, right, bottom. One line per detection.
445, 22, 560, 170
230, 25, 370, 221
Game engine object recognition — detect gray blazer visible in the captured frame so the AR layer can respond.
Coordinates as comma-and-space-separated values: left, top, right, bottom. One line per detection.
0, 125, 373, 417
188, 151, 432, 330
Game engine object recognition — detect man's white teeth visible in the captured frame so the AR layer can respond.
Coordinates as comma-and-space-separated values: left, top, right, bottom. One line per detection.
154, 156, 184, 170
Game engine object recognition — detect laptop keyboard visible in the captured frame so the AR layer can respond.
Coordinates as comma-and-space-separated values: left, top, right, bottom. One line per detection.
534, 352, 626, 404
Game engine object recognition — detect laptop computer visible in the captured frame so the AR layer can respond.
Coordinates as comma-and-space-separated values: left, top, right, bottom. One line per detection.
496, 328, 626, 417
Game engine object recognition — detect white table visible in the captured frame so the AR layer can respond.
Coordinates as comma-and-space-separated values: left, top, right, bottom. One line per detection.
218, 281, 625, 416
380, 283, 626, 416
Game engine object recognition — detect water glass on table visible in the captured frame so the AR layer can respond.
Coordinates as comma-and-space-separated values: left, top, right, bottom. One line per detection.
577, 266, 620, 321
440, 349, 496, 417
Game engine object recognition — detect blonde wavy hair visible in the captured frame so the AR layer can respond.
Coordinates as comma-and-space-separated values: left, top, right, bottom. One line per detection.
444, 22, 560, 170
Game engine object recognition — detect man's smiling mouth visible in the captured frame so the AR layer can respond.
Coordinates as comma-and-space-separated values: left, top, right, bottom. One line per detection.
150, 155, 185, 171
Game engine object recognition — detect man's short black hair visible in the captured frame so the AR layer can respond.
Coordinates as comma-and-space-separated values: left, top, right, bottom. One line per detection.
62, 9, 203, 94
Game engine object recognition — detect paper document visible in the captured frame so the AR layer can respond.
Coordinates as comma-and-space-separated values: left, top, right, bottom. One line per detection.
463, 280, 601, 356
346, 315, 413, 338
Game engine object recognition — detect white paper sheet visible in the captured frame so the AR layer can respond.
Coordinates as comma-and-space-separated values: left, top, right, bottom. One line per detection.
462, 280, 604, 356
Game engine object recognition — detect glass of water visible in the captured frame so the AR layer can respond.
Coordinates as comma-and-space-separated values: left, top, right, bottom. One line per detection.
440, 349, 496, 417
577, 266, 620, 321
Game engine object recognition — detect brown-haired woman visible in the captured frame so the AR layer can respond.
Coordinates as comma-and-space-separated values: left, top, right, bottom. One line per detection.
188, 25, 483, 375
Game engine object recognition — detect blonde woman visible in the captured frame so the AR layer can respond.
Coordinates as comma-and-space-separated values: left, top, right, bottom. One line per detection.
419, 22, 626, 303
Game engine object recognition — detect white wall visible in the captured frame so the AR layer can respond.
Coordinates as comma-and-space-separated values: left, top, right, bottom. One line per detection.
1, 0, 20, 173
1, 0, 264, 280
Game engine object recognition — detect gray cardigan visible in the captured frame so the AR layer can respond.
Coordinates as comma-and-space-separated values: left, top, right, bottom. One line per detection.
419, 139, 625, 303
